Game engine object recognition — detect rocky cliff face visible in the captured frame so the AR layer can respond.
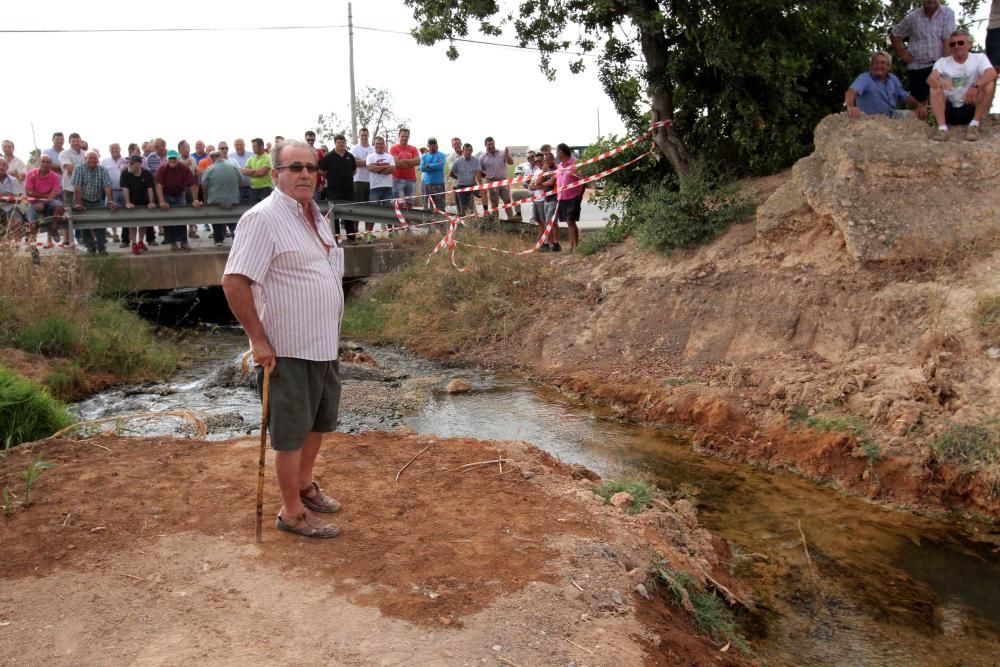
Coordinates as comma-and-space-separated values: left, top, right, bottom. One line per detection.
758, 114, 1000, 263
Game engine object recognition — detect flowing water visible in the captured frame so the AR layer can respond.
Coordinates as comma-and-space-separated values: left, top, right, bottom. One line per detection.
76, 333, 1000, 666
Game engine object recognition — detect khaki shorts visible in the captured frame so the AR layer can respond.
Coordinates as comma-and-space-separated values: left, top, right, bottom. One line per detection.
256, 358, 342, 451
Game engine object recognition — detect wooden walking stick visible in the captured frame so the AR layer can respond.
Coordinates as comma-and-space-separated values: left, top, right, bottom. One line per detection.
256, 369, 271, 544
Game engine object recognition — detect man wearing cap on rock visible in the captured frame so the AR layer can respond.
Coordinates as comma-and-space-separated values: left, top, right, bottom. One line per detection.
154, 149, 201, 251
845, 51, 927, 120
928, 29, 997, 141
222, 138, 345, 539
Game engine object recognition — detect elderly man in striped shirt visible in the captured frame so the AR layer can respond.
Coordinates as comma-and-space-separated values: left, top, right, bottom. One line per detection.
222, 139, 345, 539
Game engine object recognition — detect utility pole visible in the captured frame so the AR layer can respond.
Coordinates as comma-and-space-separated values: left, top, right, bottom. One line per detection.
348, 2, 358, 143
597, 107, 601, 138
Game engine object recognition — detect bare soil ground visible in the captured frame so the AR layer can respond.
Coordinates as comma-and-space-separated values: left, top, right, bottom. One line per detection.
0, 432, 749, 666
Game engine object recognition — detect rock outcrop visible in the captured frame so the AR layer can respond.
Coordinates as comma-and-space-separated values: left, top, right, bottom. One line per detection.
758, 113, 1000, 263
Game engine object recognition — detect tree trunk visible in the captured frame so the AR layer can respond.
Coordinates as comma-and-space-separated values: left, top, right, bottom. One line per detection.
638, 3, 691, 176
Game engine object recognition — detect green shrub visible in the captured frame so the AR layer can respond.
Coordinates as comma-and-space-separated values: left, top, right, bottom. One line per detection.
85, 254, 136, 299
45, 361, 90, 400
593, 479, 654, 514
635, 172, 755, 252
81, 300, 176, 380
342, 296, 389, 342
14, 316, 82, 357
577, 216, 635, 256
0, 365, 73, 447
932, 420, 1000, 467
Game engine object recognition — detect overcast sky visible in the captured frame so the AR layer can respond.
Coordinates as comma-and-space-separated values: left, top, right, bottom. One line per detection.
2, 1, 993, 161
2, 0, 627, 159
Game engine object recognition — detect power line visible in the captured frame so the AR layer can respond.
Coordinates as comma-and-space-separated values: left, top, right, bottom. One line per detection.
0, 20, 644, 65
0, 24, 347, 34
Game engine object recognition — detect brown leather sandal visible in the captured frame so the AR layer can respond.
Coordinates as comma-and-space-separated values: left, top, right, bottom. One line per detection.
300, 481, 342, 513
275, 509, 341, 538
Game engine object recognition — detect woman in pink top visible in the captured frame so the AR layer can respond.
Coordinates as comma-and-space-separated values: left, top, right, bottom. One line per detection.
555, 143, 583, 251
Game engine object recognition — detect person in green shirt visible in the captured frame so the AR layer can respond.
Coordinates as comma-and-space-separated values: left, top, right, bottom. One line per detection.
243, 137, 273, 203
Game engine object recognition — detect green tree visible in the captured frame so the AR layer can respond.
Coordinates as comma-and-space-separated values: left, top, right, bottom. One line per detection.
314, 86, 411, 145
404, 1, 977, 176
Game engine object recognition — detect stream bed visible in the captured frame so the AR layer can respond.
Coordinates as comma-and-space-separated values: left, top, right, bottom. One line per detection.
75, 330, 1000, 666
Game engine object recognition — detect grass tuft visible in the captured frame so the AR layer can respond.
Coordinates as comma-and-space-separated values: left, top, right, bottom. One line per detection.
593, 479, 654, 514
342, 231, 544, 357
648, 557, 750, 652
975, 293, 1000, 346
931, 419, 1000, 497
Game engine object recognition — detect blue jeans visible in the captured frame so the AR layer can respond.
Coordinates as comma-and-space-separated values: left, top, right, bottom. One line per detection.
79, 200, 107, 251
239, 186, 251, 203
250, 187, 272, 203
392, 179, 415, 203
369, 186, 393, 207
163, 193, 187, 244
456, 191, 475, 216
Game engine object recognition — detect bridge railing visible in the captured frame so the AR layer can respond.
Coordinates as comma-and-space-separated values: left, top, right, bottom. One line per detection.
68, 201, 450, 231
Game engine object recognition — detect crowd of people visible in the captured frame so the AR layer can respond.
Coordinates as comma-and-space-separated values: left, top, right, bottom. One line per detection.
0, 126, 587, 255
844, 1, 1000, 142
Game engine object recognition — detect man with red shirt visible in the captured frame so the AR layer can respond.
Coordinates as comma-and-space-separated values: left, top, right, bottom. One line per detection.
155, 150, 201, 251
25, 154, 67, 246
390, 128, 420, 207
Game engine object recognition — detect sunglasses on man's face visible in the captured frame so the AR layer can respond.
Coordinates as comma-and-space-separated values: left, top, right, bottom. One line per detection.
950, 40, 967, 47
275, 162, 319, 173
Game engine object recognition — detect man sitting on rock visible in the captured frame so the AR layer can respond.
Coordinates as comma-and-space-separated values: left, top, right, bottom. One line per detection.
845, 51, 927, 120
928, 29, 997, 141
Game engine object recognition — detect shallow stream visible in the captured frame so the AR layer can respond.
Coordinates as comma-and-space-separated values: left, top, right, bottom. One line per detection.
75, 331, 1000, 666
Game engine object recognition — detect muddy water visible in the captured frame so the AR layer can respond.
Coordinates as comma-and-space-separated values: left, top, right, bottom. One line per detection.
76, 335, 1000, 666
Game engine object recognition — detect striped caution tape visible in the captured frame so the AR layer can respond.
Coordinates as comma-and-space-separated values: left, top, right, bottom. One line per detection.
327, 119, 672, 210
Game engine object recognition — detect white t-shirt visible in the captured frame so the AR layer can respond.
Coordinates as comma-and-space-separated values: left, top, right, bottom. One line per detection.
529, 165, 545, 198
933, 52, 993, 107
101, 157, 124, 191
3, 157, 26, 193
351, 144, 374, 183
59, 148, 85, 191
366, 151, 395, 189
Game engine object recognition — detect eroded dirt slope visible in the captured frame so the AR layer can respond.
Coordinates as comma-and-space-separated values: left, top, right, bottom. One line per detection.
468, 175, 999, 518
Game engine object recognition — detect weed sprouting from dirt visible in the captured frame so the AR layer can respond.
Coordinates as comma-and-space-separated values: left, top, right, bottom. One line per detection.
1, 485, 13, 516
792, 411, 884, 468
862, 439, 884, 467
974, 293, 1000, 346
931, 419, 1000, 496
648, 557, 749, 652
593, 479, 654, 514
662, 376, 701, 387
20, 454, 56, 508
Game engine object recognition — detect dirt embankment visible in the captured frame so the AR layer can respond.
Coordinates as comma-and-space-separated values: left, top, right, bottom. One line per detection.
0, 432, 751, 666
429, 166, 1000, 520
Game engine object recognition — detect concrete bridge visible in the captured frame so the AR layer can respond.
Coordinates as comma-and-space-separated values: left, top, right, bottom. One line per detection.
61, 203, 431, 290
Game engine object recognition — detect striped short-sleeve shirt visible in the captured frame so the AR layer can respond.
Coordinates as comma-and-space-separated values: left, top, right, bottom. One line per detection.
223, 187, 344, 361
